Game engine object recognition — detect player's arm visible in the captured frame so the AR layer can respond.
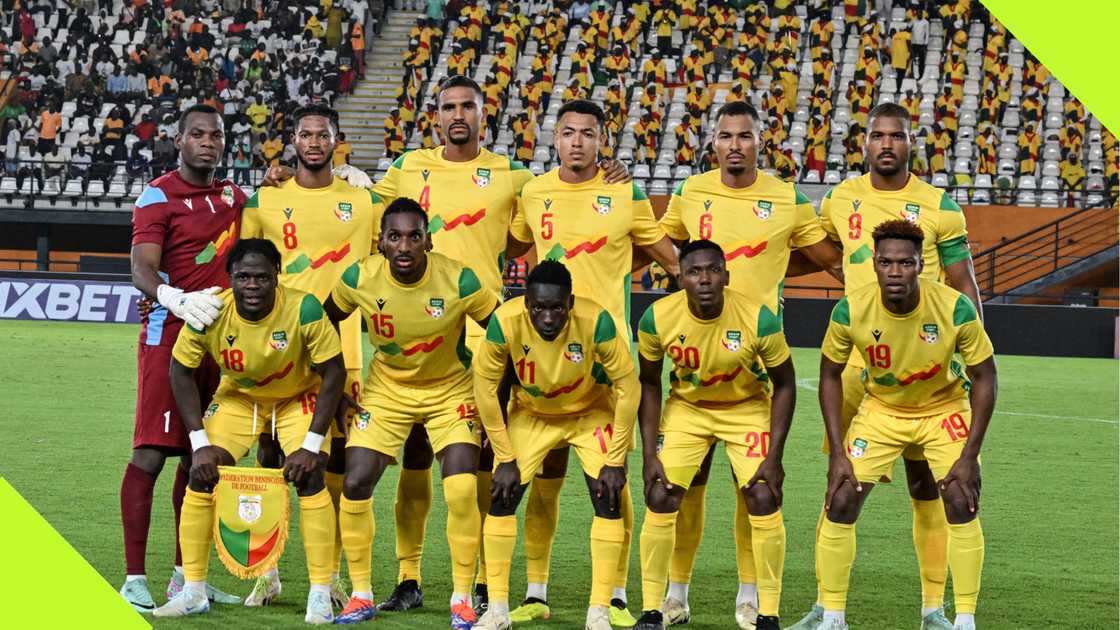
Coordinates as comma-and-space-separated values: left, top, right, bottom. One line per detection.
461, 267, 500, 329
944, 259, 983, 322
324, 264, 361, 327
637, 236, 680, 277
937, 197, 984, 320
285, 353, 346, 485
786, 238, 844, 281
169, 327, 223, 489
473, 319, 516, 467
506, 191, 535, 259
594, 317, 640, 509
632, 185, 680, 275
132, 242, 223, 329
819, 298, 860, 507
747, 354, 795, 503
637, 354, 671, 497
599, 158, 631, 184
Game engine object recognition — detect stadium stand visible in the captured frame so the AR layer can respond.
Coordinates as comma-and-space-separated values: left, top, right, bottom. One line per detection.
0, 0, 386, 205
367, 0, 1116, 209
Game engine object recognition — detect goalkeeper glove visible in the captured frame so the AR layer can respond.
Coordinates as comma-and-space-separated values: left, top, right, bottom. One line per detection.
156, 284, 223, 330
333, 164, 374, 189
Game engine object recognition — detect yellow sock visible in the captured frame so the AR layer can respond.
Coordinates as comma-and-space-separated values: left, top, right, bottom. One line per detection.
947, 519, 984, 614
180, 488, 214, 582
748, 511, 786, 617
735, 487, 757, 585
340, 496, 374, 594
300, 489, 337, 585
639, 509, 677, 612
669, 484, 705, 584
524, 476, 563, 585
817, 518, 856, 611
591, 517, 626, 607
912, 498, 949, 608
395, 467, 432, 583
443, 473, 481, 594
476, 470, 493, 586
483, 514, 516, 605
616, 483, 634, 588
813, 508, 825, 604
324, 471, 345, 575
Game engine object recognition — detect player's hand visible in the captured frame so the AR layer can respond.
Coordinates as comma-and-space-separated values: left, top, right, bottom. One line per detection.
641, 452, 673, 500
746, 455, 785, 506
157, 285, 223, 330
596, 465, 627, 513
283, 448, 320, 486
940, 455, 981, 514
599, 158, 632, 184
491, 461, 521, 508
333, 164, 373, 188
824, 453, 861, 511
191, 446, 223, 491
261, 165, 294, 187
136, 295, 154, 319
335, 394, 362, 439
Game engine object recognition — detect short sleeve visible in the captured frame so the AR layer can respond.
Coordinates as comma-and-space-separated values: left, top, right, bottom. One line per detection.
371, 159, 400, 207
659, 180, 690, 241
953, 294, 993, 366
820, 297, 853, 364
240, 190, 262, 238
131, 185, 171, 246
630, 183, 664, 246
459, 267, 499, 322
818, 187, 840, 241
790, 186, 828, 247
510, 161, 535, 194
936, 193, 970, 266
755, 305, 791, 367
636, 305, 663, 361
329, 262, 361, 315
171, 321, 208, 369
299, 293, 343, 364
509, 192, 533, 243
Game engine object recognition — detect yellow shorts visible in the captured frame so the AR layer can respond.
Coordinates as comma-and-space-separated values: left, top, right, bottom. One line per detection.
204, 391, 331, 459
845, 406, 973, 484
503, 401, 620, 480
822, 363, 924, 462
348, 371, 481, 457
658, 397, 772, 490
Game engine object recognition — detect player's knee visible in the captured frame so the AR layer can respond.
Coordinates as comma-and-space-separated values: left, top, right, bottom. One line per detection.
343, 467, 373, 500
646, 483, 683, 514
591, 490, 623, 519
130, 448, 166, 475
904, 459, 940, 500
825, 485, 861, 524
297, 468, 327, 496
939, 484, 977, 523
744, 483, 779, 516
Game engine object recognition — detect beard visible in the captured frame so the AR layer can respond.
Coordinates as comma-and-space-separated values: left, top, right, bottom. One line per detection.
297, 152, 333, 172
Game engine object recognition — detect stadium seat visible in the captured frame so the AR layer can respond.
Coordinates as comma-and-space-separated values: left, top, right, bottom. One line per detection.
633, 164, 651, 179
1039, 192, 1060, 207
1041, 176, 1060, 191
824, 170, 842, 184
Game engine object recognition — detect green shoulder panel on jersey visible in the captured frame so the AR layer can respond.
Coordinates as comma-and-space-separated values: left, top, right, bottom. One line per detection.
244, 190, 260, 209
952, 293, 979, 326
340, 262, 360, 289
507, 157, 529, 171
757, 304, 783, 337
637, 305, 657, 335
939, 191, 963, 212
632, 181, 649, 201
299, 293, 325, 325
390, 152, 410, 169
830, 297, 851, 325
794, 186, 812, 205
368, 189, 383, 205
458, 267, 482, 298
938, 235, 971, 266
485, 316, 506, 344
672, 180, 686, 196
593, 310, 617, 343
823, 186, 836, 199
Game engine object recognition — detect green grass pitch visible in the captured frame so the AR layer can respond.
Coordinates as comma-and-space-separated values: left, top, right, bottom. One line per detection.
0, 320, 1116, 629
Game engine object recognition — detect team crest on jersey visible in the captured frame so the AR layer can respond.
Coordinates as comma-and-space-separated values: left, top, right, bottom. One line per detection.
472, 167, 491, 188
919, 323, 940, 344
752, 200, 773, 220
282, 207, 294, 220
221, 185, 235, 207
901, 203, 921, 224
564, 343, 584, 363
848, 437, 868, 458
269, 331, 289, 351
335, 202, 353, 222
355, 410, 371, 431
425, 298, 445, 318
237, 495, 262, 524
204, 402, 219, 419
592, 195, 612, 215
721, 330, 742, 352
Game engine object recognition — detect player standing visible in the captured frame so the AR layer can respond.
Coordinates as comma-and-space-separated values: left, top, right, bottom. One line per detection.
634, 241, 796, 630
322, 199, 499, 628
504, 99, 679, 626
121, 104, 245, 611
813, 220, 996, 630
241, 104, 383, 608
788, 102, 983, 630
655, 100, 841, 627
471, 260, 639, 630
152, 238, 347, 624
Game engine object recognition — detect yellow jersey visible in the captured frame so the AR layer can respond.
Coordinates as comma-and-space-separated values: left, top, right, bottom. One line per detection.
821, 281, 993, 417
241, 178, 382, 370
329, 252, 499, 386
637, 288, 790, 407
372, 147, 536, 296
511, 169, 663, 333
660, 168, 826, 314
474, 296, 639, 466
172, 286, 341, 403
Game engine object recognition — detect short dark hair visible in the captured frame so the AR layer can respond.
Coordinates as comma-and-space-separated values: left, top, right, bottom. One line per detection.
715, 100, 760, 126
872, 219, 924, 251
867, 102, 911, 128
178, 104, 221, 133
381, 197, 428, 231
292, 104, 340, 134
438, 74, 484, 102
526, 259, 573, 290
556, 99, 605, 128
678, 239, 726, 266
227, 238, 281, 273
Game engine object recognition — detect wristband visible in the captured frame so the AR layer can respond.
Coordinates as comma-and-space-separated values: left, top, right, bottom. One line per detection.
188, 429, 211, 452
301, 431, 326, 453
